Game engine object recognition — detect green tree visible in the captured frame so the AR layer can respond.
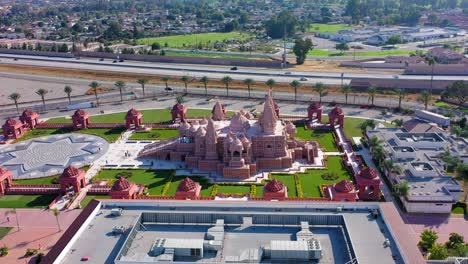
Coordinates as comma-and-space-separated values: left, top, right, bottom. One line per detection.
200, 76, 209, 97
339, 84, 352, 105
313, 82, 327, 103
419, 229, 438, 251
394, 180, 410, 197
419, 90, 432, 110
180, 75, 190, 94
243, 78, 254, 99
360, 120, 377, 133
366, 135, 382, 148
391, 118, 404, 127
425, 57, 436, 90
114, 80, 126, 102
428, 243, 449, 260
293, 38, 313, 65
8, 92, 21, 114
372, 146, 387, 164
367, 86, 378, 106
386, 35, 402, 45
456, 163, 468, 201
394, 89, 406, 109
266, 79, 276, 91
35, 88, 48, 111
446, 233, 465, 249
137, 78, 148, 97
161, 76, 170, 95
290, 80, 300, 102
264, 10, 297, 38
335, 42, 349, 54
89, 81, 100, 106
222, 76, 233, 96
64, 85, 72, 104
443, 81, 467, 105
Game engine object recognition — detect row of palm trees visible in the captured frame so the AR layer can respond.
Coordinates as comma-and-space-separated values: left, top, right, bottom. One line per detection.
7, 76, 434, 114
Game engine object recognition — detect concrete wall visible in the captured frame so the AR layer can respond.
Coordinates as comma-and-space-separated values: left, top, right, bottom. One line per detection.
403, 200, 452, 213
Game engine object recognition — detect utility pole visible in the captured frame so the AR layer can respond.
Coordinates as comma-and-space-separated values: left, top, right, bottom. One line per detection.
282, 24, 286, 68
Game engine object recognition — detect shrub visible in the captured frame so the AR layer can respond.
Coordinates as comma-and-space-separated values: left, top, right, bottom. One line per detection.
419, 229, 438, 252
25, 248, 38, 257
294, 174, 303, 198
0, 246, 8, 257
250, 185, 256, 197
321, 172, 339, 181
161, 173, 174, 196
115, 171, 133, 179
210, 184, 219, 197
319, 184, 327, 197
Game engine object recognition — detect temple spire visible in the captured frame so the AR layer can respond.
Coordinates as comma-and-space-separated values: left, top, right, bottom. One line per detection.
260, 92, 278, 134
205, 117, 218, 159
212, 100, 225, 121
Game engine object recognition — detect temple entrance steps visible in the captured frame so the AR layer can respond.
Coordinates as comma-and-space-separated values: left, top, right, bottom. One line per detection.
138, 138, 178, 158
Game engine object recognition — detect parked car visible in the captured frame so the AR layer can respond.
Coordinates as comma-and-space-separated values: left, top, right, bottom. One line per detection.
230, 66, 238, 70
165, 87, 173, 91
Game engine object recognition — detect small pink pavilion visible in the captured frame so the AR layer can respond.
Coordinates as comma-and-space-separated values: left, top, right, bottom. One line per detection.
72, 109, 90, 129
263, 179, 288, 200
0, 167, 13, 195
211, 100, 226, 121
19, 109, 40, 129
175, 177, 201, 199
2, 118, 26, 140
125, 108, 143, 129
59, 166, 86, 193
328, 106, 345, 128
109, 177, 142, 199
355, 167, 381, 200
171, 102, 187, 122
307, 102, 323, 122
324, 179, 358, 202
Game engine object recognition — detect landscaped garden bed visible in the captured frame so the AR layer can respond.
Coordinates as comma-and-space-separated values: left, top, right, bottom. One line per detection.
129, 129, 179, 140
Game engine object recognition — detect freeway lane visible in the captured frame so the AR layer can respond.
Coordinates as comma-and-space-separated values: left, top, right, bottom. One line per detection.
0, 53, 466, 83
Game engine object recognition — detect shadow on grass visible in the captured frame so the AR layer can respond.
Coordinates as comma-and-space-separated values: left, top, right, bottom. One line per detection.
25, 195, 57, 208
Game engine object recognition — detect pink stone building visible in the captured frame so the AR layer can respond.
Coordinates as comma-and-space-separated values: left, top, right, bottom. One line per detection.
72, 109, 90, 129
59, 166, 86, 193
139, 93, 320, 179
0, 167, 13, 195
307, 102, 323, 122
355, 167, 381, 200
171, 102, 187, 122
263, 179, 288, 200
109, 177, 143, 199
328, 106, 345, 128
175, 177, 201, 199
19, 109, 40, 129
2, 118, 26, 140
323, 179, 358, 202
125, 108, 142, 129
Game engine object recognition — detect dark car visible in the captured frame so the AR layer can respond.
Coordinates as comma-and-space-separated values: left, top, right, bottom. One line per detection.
119, 59, 125, 62
230, 66, 238, 70
99, 58, 104, 61
164, 87, 173, 91
13, 58, 18, 61
113, 60, 117, 63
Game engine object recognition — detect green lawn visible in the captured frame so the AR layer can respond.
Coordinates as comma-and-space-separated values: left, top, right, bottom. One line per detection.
80, 195, 110, 208
308, 23, 353, 33
47, 109, 214, 124
435, 101, 468, 113
0, 227, 13, 240
167, 176, 214, 197
299, 156, 352, 198
0, 195, 57, 208
13, 175, 58, 185
129, 129, 179, 140
93, 169, 173, 195
271, 174, 298, 198
13, 127, 125, 143
451, 202, 467, 215
307, 48, 415, 57
137, 32, 252, 48
295, 124, 338, 152
217, 185, 251, 195
307, 49, 343, 56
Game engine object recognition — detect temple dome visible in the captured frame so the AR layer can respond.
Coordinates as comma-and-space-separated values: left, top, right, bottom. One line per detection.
73, 109, 89, 117
126, 108, 141, 117
5, 118, 19, 126
330, 106, 344, 116
285, 122, 297, 134
196, 126, 206, 137
21, 109, 38, 117
179, 121, 191, 132
265, 179, 285, 193
308, 102, 322, 110
61, 166, 80, 178
334, 180, 355, 193
178, 177, 198, 192
229, 112, 250, 132
359, 167, 378, 179
112, 177, 132, 191
0, 167, 11, 175
199, 118, 208, 125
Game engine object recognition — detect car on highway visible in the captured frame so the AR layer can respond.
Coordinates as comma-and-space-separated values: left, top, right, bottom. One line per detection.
13, 58, 18, 61
284, 71, 292, 75
119, 59, 125, 62
165, 87, 173, 91
230, 66, 238, 70
113, 60, 117, 63
99, 58, 104, 61
299, 77, 308, 81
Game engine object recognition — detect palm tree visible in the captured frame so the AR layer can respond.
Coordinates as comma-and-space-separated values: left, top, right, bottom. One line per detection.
425, 57, 436, 90
35, 88, 48, 111
419, 90, 432, 110
89, 81, 100, 106
137, 78, 148, 96
289, 80, 300, 102
367, 86, 378, 106
394, 89, 406, 109
394, 180, 410, 197
50, 208, 61, 232
180, 75, 190, 93
339, 84, 352, 105
266, 78, 276, 91
200, 76, 209, 97
161, 76, 170, 95
360, 120, 377, 133
64, 86, 72, 104
382, 159, 402, 175
313, 82, 327, 103
6, 208, 20, 231
240, 78, 253, 99
8, 93, 21, 114
366, 135, 382, 148
222, 76, 233, 96
371, 145, 387, 164
114, 80, 126, 102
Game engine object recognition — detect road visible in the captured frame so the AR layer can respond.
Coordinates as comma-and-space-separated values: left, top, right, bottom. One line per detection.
0, 54, 466, 84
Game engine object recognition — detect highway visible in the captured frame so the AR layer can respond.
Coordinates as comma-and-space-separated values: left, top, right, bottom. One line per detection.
0, 54, 466, 85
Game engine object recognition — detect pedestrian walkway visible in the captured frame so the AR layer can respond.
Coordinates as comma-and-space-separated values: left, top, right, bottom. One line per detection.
356, 148, 393, 201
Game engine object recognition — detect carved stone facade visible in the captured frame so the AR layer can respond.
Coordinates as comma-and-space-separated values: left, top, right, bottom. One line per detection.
140, 93, 320, 179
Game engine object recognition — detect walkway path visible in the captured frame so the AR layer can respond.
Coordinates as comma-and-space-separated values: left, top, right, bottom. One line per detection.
356, 148, 393, 201
334, 125, 360, 175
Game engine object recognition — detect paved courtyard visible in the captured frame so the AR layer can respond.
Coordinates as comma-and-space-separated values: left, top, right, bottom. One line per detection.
0, 208, 81, 263
0, 134, 109, 179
